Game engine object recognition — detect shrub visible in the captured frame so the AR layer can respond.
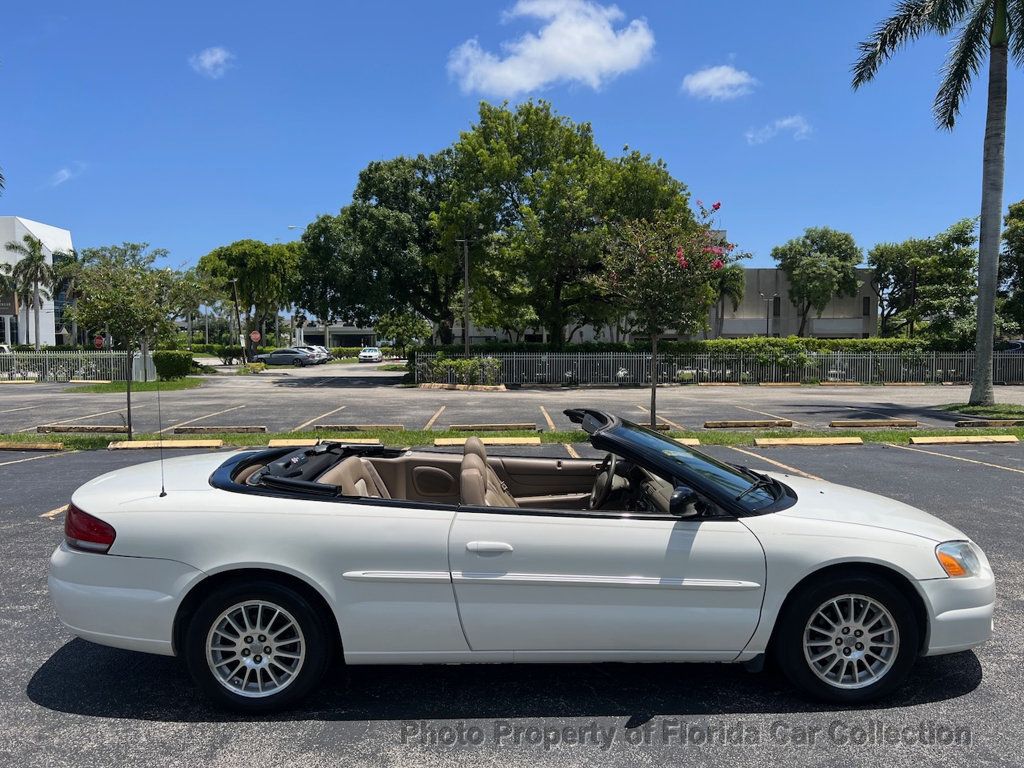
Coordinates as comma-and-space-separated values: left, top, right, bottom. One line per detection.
152, 350, 193, 380
238, 362, 266, 375
421, 356, 502, 385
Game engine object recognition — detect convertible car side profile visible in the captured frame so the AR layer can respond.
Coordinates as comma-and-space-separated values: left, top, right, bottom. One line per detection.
49, 409, 994, 711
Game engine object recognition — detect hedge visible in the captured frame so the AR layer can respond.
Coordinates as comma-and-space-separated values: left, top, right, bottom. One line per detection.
420, 356, 502, 385
152, 350, 193, 380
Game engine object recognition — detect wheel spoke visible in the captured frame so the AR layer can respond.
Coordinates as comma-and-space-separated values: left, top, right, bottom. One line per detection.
803, 593, 899, 691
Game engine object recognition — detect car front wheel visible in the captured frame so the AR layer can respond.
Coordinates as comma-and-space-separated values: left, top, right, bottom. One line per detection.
184, 580, 330, 712
773, 574, 919, 703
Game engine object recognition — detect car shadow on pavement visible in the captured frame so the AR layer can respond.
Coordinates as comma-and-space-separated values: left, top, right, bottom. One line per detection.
27, 640, 982, 722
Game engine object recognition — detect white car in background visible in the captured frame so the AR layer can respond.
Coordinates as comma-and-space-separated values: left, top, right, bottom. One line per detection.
294, 346, 328, 364
0, 344, 12, 355
358, 346, 384, 363
48, 409, 994, 712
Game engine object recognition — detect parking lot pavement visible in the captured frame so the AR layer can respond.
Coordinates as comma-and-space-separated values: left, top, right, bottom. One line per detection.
0, 440, 1021, 767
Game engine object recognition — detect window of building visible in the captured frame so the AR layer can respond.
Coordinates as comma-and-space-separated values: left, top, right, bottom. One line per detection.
772, 296, 781, 317
862, 296, 871, 317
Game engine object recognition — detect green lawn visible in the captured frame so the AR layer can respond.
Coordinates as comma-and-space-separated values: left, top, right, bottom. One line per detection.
4, 425, 1023, 452
68, 377, 207, 394
937, 402, 1024, 420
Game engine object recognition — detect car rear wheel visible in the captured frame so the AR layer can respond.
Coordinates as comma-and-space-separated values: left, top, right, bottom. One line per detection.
773, 574, 919, 703
184, 580, 330, 712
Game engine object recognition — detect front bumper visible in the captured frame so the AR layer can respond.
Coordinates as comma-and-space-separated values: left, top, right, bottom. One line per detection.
919, 569, 995, 655
48, 543, 202, 656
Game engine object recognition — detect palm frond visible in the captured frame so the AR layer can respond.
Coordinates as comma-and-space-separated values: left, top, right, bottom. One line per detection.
852, 0, 939, 88
1010, 0, 1024, 65
934, 0, 994, 129
929, 0, 981, 32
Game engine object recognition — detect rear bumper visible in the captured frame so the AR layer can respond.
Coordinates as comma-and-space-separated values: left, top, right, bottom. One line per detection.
48, 543, 202, 656
919, 571, 995, 655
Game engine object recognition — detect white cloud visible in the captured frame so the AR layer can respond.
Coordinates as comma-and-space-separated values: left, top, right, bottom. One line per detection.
448, 0, 654, 97
48, 162, 85, 187
681, 64, 757, 100
745, 115, 812, 145
189, 46, 234, 79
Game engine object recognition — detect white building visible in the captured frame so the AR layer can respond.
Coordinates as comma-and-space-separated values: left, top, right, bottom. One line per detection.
0, 216, 73, 347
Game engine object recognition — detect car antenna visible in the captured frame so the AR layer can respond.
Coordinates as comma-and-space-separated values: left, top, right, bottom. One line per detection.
155, 362, 167, 498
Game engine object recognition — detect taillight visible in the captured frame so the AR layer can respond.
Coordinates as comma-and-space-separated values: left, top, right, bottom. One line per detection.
64, 503, 116, 553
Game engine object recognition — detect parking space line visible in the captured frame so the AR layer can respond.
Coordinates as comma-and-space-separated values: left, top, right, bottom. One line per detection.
0, 451, 77, 468
539, 406, 556, 431
564, 443, 580, 459
726, 446, 823, 480
157, 404, 245, 434
884, 443, 1024, 475
730, 403, 809, 428
291, 405, 346, 432
424, 406, 446, 430
636, 404, 685, 431
39, 504, 68, 519
0, 405, 40, 415
18, 405, 145, 433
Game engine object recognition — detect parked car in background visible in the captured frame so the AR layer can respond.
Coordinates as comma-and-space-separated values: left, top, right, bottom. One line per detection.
252, 348, 317, 367
0, 344, 12, 355
358, 347, 384, 363
311, 345, 333, 361
295, 346, 328, 364
1005, 340, 1024, 353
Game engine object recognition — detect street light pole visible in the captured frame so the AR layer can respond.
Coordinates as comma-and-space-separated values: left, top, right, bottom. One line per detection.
456, 238, 471, 357
759, 292, 779, 337
230, 278, 247, 364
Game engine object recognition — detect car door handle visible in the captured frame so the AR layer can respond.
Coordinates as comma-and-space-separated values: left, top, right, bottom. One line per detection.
466, 541, 514, 553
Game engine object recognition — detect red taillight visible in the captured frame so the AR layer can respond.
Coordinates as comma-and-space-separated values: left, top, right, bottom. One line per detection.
64, 503, 116, 553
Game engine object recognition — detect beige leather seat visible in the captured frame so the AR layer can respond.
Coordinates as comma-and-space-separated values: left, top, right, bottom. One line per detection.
317, 456, 391, 499
460, 437, 518, 507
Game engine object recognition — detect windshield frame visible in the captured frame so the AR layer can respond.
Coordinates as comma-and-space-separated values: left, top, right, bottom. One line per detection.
589, 417, 797, 516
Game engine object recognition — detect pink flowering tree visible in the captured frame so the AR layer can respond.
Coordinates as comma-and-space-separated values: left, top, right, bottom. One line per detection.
602, 205, 723, 426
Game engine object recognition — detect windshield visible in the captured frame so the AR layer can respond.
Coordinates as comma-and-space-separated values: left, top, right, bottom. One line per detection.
609, 420, 779, 512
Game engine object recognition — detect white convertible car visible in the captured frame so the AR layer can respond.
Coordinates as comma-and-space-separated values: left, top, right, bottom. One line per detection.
49, 409, 994, 712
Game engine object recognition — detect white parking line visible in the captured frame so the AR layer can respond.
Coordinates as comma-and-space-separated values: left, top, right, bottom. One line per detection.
539, 406, 556, 431
635, 404, 685, 431
18, 405, 145, 433
564, 443, 580, 459
157, 404, 245, 434
0, 405, 41, 415
424, 406, 446, 430
726, 445, 822, 480
291, 405, 346, 432
0, 451, 77, 468
39, 504, 68, 519
884, 443, 1024, 475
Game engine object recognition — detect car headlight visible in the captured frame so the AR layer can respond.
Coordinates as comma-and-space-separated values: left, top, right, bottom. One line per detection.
935, 541, 981, 578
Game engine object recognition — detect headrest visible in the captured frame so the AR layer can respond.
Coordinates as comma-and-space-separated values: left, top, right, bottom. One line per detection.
464, 436, 488, 461
460, 452, 488, 506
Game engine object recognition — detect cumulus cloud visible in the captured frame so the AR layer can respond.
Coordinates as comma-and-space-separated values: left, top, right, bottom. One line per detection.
745, 115, 812, 145
681, 64, 757, 100
448, 0, 654, 97
189, 46, 234, 79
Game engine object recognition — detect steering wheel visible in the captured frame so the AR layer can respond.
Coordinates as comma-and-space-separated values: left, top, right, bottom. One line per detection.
590, 453, 618, 509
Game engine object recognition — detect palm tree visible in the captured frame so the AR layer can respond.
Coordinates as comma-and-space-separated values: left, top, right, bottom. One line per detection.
4, 235, 55, 351
853, 0, 1022, 405
712, 264, 746, 338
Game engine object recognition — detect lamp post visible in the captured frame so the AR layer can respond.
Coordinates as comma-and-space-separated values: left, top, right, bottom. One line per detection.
230, 277, 246, 364
759, 292, 779, 337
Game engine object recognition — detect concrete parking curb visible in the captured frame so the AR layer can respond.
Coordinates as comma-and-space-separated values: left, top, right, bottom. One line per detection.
704, 419, 793, 429
755, 437, 865, 447
418, 383, 506, 392
108, 439, 225, 450
173, 425, 267, 434
38, 424, 128, 433
0, 442, 64, 451
674, 438, 701, 446
313, 424, 404, 431
434, 437, 542, 446
955, 419, 1024, 427
909, 435, 1020, 445
829, 419, 918, 428
449, 423, 540, 432
267, 438, 381, 447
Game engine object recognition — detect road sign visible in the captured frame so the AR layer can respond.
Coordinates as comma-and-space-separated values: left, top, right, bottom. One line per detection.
93, 336, 104, 349
249, 330, 261, 343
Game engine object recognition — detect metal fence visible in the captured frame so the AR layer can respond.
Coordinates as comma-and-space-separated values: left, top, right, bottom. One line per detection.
0, 351, 135, 382
415, 351, 1024, 386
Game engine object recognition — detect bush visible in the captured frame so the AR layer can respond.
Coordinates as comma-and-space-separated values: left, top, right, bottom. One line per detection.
152, 350, 193, 380
421, 356, 502, 385
238, 362, 266, 375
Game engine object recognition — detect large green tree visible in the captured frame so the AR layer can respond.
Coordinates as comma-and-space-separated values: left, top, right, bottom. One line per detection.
999, 200, 1024, 334
771, 227, 862, 336
4, 235, 56, 350
853, 0, 1023, 403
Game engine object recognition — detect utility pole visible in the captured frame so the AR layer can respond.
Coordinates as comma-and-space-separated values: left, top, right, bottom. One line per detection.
456, 238, 471, 357
759, 292, 778, 337
230, 278, 246, 364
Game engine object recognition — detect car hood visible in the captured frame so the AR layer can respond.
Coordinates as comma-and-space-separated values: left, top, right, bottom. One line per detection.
769, 473, 967, 543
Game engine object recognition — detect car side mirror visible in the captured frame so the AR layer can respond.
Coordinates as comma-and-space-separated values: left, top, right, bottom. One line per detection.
670, 485, 701, 518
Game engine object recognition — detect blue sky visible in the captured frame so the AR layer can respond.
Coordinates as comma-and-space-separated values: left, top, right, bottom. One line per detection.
2, 0, 1021, 268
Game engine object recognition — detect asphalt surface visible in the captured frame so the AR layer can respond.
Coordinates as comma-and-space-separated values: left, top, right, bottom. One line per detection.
0, 434, 1022, 766
2, 361, 1023, 436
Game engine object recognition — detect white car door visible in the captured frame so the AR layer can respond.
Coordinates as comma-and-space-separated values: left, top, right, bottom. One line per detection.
447, 509, 766, 660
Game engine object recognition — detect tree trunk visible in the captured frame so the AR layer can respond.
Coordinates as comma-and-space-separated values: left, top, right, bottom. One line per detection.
797, 304, 810, 337
969, 34, 1008, 406
33, 281, 41, 351
186, 314, 193, 351
715, 296, 726, 338
438, 315, 455, 345
649, 334, 659, 428
126, 349, 134, 441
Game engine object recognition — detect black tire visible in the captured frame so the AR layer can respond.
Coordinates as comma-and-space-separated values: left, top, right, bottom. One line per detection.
773, 573, 920, 704
292, 359, 303, 367
183, 579, 331, 713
